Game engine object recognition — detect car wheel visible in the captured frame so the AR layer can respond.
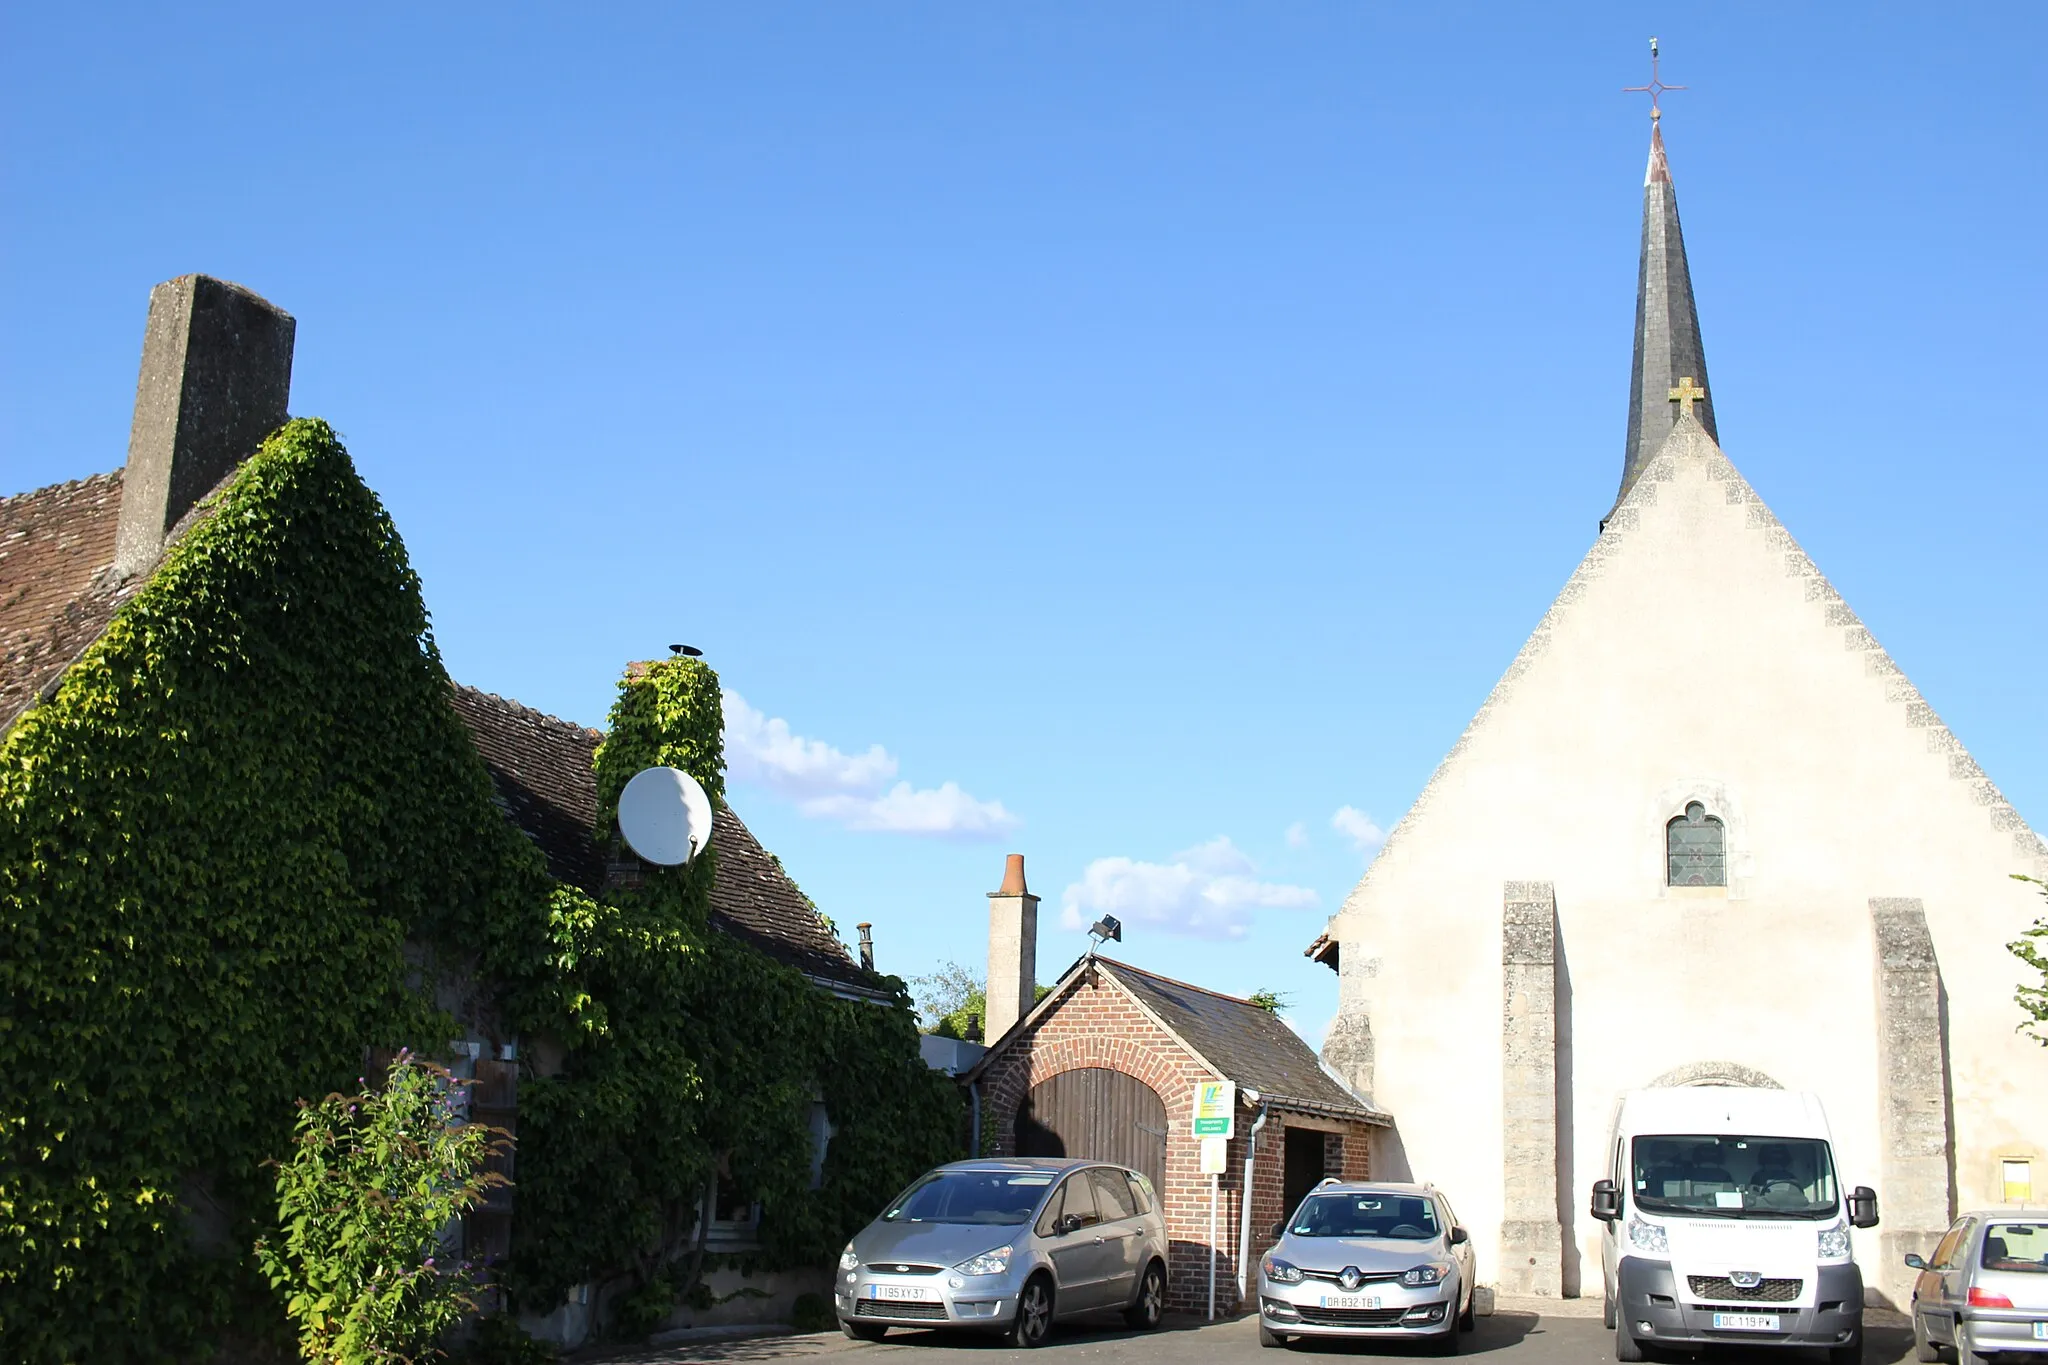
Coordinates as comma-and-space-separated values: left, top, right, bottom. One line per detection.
840, 1318, 888, 1342
1614, 1315, 1646, 1363
1123, 1261, 1166, 1330
1955, 1321, 1991, 1363
1603, 1292, 1617, 1330
1912, 1310, 1939, 1364
1430, 1324, 1461, 1356
1457, 1284, 1476, 1332
1827, 1337, 1863, 1365
1008, 1275, 1054, 1349
1258, 1322, 1288, 1349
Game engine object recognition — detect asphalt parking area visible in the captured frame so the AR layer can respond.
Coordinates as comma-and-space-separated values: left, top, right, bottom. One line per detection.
590, 1307, 1923, 1364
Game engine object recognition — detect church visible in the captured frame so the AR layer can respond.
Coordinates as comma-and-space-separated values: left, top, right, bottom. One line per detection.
1310, 109, 2047, 1310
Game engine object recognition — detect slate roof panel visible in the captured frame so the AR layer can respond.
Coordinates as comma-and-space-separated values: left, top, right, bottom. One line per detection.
1101, 958, 1384, 1121
449, 684, 879, 996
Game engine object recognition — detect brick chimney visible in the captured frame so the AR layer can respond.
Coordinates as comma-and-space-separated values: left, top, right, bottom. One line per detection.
984, 853, 1038, 1043
115, 275, 295, 577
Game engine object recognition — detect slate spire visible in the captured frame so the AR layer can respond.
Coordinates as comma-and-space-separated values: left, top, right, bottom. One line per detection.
1612, 118, 1716, 519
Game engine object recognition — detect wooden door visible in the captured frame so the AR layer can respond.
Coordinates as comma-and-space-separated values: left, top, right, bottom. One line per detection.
1014, 1067, 1167, 1191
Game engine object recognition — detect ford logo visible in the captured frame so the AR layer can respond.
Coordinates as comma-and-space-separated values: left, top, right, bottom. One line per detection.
1338, 1267, 1362, 1291
1729, 1270, 1762, 1289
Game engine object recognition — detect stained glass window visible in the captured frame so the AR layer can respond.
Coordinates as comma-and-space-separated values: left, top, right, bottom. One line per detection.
1667, 801, 1726, 886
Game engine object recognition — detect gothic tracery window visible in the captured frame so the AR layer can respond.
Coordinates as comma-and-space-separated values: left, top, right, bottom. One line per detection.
1666, 801, 1726, 887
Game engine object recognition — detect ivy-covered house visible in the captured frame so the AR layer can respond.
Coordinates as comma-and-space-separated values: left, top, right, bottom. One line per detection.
0, 276, 959, 1363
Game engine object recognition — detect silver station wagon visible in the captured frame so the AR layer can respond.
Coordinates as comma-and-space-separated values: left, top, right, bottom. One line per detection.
1258, 1180, 1477, 1355
1905, 1211, 2048, 1360
836, 1158, 1170, 1347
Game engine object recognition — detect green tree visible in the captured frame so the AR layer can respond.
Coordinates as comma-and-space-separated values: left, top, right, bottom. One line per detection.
1247, 989, 1291, 1015
256, 1052, 508, 1364
2011, 874, 2048, 1045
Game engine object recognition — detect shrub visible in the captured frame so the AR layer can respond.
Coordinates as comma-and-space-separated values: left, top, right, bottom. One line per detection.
256, 1052, 508, 1364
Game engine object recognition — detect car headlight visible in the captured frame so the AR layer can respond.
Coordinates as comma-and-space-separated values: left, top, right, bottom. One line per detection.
954, 1245, 1013, 1277
1402, 1261, 1453, 1287
1818, 1224, 1850, 1260
838, 1244, 860, 1271
1262, 1255, 1304, 1284
1627, 1217, 1668, 1255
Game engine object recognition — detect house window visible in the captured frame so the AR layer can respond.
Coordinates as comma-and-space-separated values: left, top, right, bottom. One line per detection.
707, 1170, 761, 1252
1666, 802, 1726, 886
808, 1101, 835, 1190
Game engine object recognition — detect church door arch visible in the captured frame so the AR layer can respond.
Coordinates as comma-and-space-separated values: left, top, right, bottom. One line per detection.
1014, 1067, 1167, 1191
1648, 1061, 1783, 1090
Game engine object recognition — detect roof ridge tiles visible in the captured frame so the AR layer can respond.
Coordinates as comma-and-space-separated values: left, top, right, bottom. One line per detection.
0, 467, 125, 508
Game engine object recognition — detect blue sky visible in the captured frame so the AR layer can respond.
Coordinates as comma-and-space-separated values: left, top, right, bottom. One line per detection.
5, 5, 2042, 1047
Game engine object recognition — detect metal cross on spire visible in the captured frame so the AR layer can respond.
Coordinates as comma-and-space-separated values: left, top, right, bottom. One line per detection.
1624, 36, 1686, 121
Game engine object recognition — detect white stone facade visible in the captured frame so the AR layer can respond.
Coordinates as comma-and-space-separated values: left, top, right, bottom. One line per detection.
1319, 416, 2048, 1307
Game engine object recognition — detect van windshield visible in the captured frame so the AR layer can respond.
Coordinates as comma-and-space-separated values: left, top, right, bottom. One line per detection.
1632, 1135, 1838, 1219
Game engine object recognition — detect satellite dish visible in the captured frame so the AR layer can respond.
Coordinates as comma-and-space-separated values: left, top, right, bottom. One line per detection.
617, 766, 714, 866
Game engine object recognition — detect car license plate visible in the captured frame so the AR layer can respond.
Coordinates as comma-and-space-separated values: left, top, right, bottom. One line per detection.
1712, 1312, 1780, 1331
1321, 1294, 1382, 1310
866, 1284, 935, 1302
2034, 1322, 2048, 1341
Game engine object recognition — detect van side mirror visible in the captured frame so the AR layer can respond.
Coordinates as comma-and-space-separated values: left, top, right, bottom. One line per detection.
1848, 1186, 1879, 1229
1903, 1253, 1928, 1270
1590, 1179, 1621, 1223
1449, 1225, 1469, 1246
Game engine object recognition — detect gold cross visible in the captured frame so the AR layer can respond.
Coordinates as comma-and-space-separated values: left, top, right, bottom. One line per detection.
1668, 376, 1707, 416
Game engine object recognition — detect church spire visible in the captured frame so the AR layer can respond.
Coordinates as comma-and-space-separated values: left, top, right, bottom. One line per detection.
1613, 45, 1716, 519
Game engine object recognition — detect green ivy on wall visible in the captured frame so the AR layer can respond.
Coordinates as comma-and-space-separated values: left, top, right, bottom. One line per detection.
0, 421, 962, 1361
0, 420, 556, 1365
504, 661, 962, 1325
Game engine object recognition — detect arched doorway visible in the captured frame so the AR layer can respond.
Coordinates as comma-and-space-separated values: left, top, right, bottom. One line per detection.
1648, 1061, 1783, 1090
1014, 1067, 1167, 1191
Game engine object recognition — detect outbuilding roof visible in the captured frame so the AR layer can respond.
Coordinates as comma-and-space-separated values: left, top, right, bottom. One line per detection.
966, 953, 1387, 1125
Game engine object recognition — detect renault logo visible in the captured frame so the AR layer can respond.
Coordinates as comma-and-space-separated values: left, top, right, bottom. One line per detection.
1338, 1267, 1362, 1292
1729, 1270, 1761, 1289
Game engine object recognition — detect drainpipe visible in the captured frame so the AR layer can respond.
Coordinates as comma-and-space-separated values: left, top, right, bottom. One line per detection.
1237, 1092, 1270, 1305
968, 1079, 982, 1157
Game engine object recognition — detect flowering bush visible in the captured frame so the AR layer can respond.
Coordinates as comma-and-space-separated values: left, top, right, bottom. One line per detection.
257, 1052, 508, 1363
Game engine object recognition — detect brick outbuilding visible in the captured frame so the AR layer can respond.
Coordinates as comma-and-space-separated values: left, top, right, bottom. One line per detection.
964, 955, 1389, 1316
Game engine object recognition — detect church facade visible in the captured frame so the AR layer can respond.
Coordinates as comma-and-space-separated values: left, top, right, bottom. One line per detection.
1312, 120, 2048, 1309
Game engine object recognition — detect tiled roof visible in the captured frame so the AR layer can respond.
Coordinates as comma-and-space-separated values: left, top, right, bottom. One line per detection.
1, 463, 881, 1002
0, 471, 137, 731
449, 685, 881, 997
1099, 958, 1386, 1123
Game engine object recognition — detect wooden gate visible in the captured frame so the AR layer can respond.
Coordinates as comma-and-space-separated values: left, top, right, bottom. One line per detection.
1014, 1067, 1167, 1190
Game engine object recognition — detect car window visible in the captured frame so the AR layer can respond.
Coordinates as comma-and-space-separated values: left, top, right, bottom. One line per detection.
1982, 1222, 2048, 1273
1034, 1180, 1067, 1238
1091, 1168, 1138, 1222
1290, 1192, 1441, 1239
1125, 1170, 1154, 1215
1931, 1221, 1969, 1271
1062, 1173, 1101, 1229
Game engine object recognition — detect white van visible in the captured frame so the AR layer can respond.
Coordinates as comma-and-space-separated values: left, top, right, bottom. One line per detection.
1590, 1087, 1879, 1363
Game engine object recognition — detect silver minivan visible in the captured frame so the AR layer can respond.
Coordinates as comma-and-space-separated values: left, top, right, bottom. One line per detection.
1905, 1211, 2048, 1360
836, 1158, 1170, 1347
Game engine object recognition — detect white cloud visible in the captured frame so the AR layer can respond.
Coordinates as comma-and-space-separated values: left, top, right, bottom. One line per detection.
723, 691, 1018, 839
1331, 805, 1386, 855
1284, 821, 1309, 849
1059, 837, 1319, 941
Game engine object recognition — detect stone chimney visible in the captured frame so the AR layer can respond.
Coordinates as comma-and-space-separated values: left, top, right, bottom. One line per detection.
115, 275, 295, 577
984, 853, 1038, 1043
856, 922, 874, 972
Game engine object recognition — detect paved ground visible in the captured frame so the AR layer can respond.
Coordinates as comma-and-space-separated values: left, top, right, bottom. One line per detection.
590, 1307, 1924, 1365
